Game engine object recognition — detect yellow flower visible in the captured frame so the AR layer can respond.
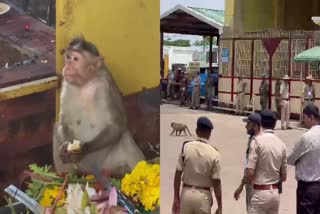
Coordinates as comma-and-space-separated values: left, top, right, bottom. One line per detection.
85, 174, 95, 181
39, 186, 66, 208
121, 161, 160, 211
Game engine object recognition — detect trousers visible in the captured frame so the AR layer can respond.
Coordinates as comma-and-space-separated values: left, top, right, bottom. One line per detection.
206, 87, 215, 110
281, 100, 290, 128
180, 187, 212, 214
297, 181, 320, 214
192, 86, 200, 108
236, 92, 245, 113
248, 189, 280, 214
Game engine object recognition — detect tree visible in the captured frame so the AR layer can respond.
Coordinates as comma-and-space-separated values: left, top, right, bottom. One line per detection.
163, 39, 191, 47
193, 36, 217, 46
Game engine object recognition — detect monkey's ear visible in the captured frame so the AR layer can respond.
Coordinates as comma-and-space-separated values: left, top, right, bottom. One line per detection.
95, 56, 104, 68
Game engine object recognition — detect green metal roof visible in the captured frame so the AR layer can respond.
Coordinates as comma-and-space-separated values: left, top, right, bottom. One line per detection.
294, 46, 320, 62
160, 4, 225, 35
187, 7, 225, 26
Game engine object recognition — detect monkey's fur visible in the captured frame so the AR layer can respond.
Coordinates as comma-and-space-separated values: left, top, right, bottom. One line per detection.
53, 37, 145, 178
170, 122, 192, 136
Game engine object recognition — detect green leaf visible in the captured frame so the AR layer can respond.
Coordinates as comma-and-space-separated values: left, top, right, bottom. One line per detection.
89, 204, 98, 214
55, 207, 68, 214
81, 186, 90, 212
110, 178, 121, 190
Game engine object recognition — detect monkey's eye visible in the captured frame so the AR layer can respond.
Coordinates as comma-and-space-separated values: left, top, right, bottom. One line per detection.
66, 54, 71, 60
73, 57, 79, 62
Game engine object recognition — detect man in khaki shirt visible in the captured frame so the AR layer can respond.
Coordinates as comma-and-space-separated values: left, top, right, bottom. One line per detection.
300, 74, 315, 124
172, 117, 222, 214
246, 110, 287, 214
280, 74, 291, 130
236, 76, 247, 115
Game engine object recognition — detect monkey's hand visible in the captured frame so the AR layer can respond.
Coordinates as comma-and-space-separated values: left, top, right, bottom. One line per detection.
59, 142, 88, 163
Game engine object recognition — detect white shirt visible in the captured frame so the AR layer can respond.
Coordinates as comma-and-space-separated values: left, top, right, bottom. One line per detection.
280, 82, 289, 99
288, 125, 320, 182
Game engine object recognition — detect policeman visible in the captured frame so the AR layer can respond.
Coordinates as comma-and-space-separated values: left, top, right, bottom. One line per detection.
300, 74, 315, 124
259, 75, 269, 111
280, 74, 291, 130
180, 72, 189, 106
274, 78, 282, 118
245, 110, 287, 214
205, 71, 215, 111
236, 76, 247, 115
234, 113, 261, 211
172, 117, 222, 214
190, 72, 201, 109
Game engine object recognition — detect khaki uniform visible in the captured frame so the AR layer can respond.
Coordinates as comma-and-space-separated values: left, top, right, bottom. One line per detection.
236, 79, 246, 114
247, 130, 287, 214
300, 84, 315, 122
177, 138, 221, 214
280, 82, 290, 129
205, 75, 215, 110
259, 82, 269, 111
274, 80, 281, 117
192, 76, 201, 108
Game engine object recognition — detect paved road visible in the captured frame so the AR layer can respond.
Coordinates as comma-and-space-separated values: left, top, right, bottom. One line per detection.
160, 104, 305, 214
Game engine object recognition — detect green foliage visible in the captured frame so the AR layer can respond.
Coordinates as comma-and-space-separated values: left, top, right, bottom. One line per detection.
4, 197, 16, 214
29, 164, 61, 179
110, 178, 121, 190
193, 36, 217, 46
163, 39, 191, 47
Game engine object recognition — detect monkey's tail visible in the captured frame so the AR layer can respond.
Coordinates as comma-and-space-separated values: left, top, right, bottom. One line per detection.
186, 126, 192, 135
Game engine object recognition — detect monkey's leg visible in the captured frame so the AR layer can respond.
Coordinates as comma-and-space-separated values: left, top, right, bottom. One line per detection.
184, 129, 187, 136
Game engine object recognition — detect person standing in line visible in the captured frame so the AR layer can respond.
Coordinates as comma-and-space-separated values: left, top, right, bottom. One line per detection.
280, 74, 291, 130
180, 72, 189, 107
190, 71, 201, 110
234, 113, 261, 211
287, 104, 320, 214
246, 110, 287, 214
274, 78, 282, 118
172, 117, 222, 214
300, 74, 316, 124
235, 76, 247, 115
205, 71, 215, 111
259, 75, 269, 111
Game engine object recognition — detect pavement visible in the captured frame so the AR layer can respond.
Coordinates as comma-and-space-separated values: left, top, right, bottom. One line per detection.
160, 104, 305, 214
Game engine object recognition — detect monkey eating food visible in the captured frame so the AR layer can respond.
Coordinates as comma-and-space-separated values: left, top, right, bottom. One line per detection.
53, 37, 145, 178
170, 122, 192, 136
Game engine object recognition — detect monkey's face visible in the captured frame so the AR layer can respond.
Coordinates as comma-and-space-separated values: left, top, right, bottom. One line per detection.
62, 50, 99, 87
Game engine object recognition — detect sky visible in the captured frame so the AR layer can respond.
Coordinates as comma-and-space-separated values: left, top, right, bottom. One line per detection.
160, 0, 225, 43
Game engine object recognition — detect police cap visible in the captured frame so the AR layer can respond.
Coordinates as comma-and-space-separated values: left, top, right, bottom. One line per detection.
260, 110, 277, 122
197, 116, 214, 130
243, 113, 261, 125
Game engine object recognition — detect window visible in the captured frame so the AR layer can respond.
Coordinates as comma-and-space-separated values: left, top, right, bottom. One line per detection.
219, 40, 233, 76
272, 40, 289, 78
291, 39, 307, 79
235, 40, 252, 78
253, 40, 269, 78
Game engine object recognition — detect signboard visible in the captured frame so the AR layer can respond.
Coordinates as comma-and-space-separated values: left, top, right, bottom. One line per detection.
192, 52, 206, 61
187, 62, 200, 75
221, 48, 230, 63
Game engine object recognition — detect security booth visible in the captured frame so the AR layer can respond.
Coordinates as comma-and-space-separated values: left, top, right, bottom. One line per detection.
161, 4, 224, 104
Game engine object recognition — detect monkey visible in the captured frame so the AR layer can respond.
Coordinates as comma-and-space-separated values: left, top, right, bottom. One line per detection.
53, 36, 145, 178
170, 122, 192, 136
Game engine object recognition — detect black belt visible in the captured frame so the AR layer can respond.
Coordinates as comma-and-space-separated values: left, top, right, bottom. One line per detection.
183, 183, 211, 191
282, 98, 289, 100
304, 99, 314, 101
